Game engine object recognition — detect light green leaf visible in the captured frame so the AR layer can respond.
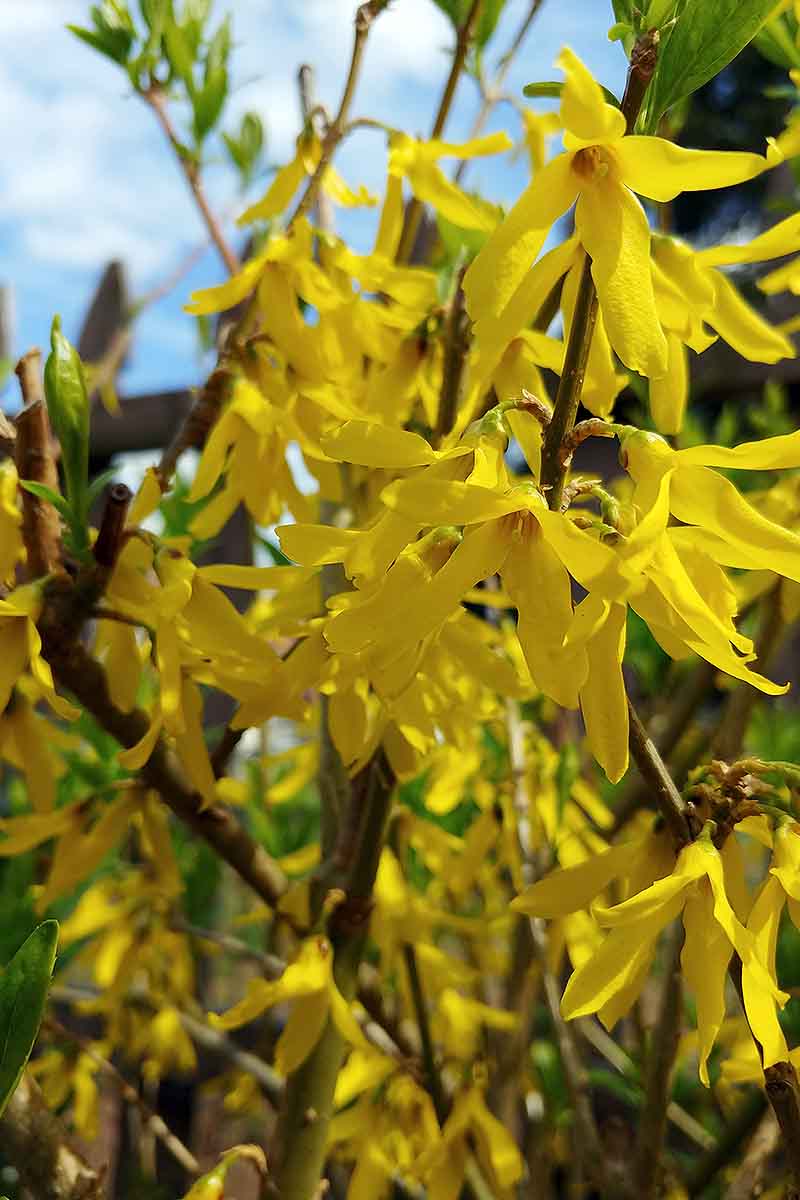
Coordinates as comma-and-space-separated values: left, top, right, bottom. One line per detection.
18, 480, 72, 521
193, 65, 227, 140
43, 316, 91, 551
86, 467, 120, 508
754, 15, 800, 69
647, 0, 783, 125
205, 14, 231, 75
164, 15, 196, 88
0, 922, 59, 1118
523, 79, 622, 107
67, 23, 132, 64
612, 0, 635, 21
430, 0, 507, 47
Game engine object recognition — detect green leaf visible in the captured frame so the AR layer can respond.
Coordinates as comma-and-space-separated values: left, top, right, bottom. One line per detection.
754, 15, 800, 70
139, 0, 168, 28
182, 0, 212, 53
67, 23, 131, 64
612, 0, 635, 21
205, 14, 231, 75
429, 0, 507, 47
164, 15, 196, 87
193, 65, 227, 139
647, 0, 782, 125
18, 480, 72, 521
475, 0, 507, 48
86, 467, 120, 509
43, 316, 91, 546
0, 922, 59, 1118
223, 111, 264, 184
523, 79, 622, 107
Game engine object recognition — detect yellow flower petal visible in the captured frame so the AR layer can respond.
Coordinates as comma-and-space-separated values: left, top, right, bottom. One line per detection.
381, 478, 524, 525
184, 251, 268, 316
576, 177, 668, 378
743, 876, 789, 1069
697, 212, 800, 268
706, 270, 795, 363
615, 137, 766, 203
579, 601, 628, 783
463, 152, 579, 330
502, 529, 580, 708
557, 46, 626, 147
512, 837, 646, 918
681, 884, 730, 1086
321, 420, 437, 468
275, 994, 330, 1076
650, 331, 688, 435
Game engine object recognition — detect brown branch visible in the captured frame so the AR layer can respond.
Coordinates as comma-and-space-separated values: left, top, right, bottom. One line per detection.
42, 636, 289, 909
91, 483, 132, 575
272, 750, 395, 1200
52, 984, 285, 1109
454, 0, 546, 185
686, 1089, 768, 1195
290, 1, 390, 229
620, 29, 660, 135
723, 1109, 780, 1200
156, 362, 233, 488
0, 1073, 103, 1200
764, 1061, 800, 1197
627, 697, 695, 848
610, 661, 717, 837
396, 0, 484, 263
633, 923, 684, 1200
528, 916, 609, 1195
434, 267, 470, 443
43, 1016, 201, 1178
540, 32, 655, 510
142, 85, 240, 277
14, 350, 62, 577
402, 942, 448, 1126
539, 252, 599, 510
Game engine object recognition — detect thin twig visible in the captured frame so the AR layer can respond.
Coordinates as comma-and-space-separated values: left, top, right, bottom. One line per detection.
627, 698, 694, 848
528, 916, 609, 1195
396, 0, 484, 263
402, 943, 448, 1125
51, 984, 284, 1109
578, 1018, 714, 1151
142, 85, 239, 276
156, 362, 233, 487
764, 1061, 800, 1196
633, 923, 685, 1200
454, 0, 546, 185
434, 265, 470, 443
539, 252, 598, 510
290, 1, 390, 228
686, 1089, 768, 1194
723, 1109, 780, 1200
272, 751, 395, 1200
41, 635, 289, 910
43, 1016, 201, 1177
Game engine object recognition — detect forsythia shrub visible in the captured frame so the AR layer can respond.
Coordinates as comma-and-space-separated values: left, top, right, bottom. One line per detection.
6, 0, 800, 1197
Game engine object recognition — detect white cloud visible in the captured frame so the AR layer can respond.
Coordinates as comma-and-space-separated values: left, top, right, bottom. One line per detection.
0, 0, 620, 393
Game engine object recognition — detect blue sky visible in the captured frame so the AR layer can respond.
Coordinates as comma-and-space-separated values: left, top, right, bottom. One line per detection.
0, 0, 626, 400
